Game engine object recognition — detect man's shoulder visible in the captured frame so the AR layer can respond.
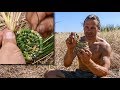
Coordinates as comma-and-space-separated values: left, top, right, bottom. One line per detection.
97, 37, 112, 57
98, 37, 111, 50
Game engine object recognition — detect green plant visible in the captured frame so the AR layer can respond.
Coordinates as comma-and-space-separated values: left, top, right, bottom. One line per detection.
0, 12, 54, 64
16, 29, 43, 62
71, 32, 88, 52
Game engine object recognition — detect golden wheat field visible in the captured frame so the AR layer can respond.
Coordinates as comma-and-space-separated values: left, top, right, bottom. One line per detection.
0, 30, 120, 78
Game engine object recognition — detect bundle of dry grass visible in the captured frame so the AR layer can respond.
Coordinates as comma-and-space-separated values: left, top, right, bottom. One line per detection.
0, 12, 23, 31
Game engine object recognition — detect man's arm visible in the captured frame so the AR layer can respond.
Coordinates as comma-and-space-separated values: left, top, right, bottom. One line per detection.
64, 34, 77, 67
86, 43, 111, 77
64, 49, 76, 67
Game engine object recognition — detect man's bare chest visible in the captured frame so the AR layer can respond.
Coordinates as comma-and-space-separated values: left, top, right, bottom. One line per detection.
89, 44, 102, 63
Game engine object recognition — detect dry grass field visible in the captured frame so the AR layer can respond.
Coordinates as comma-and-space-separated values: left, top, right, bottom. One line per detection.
0, 30, 120, 78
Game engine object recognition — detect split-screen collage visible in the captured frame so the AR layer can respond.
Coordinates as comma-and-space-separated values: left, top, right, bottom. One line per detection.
0, 12, 120, 78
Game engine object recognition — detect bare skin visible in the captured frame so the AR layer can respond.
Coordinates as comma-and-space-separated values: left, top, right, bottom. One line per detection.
26, 12, 54, 38
0, 28, 26, 64
44, 19, 111, 78
0, 30, 3, 48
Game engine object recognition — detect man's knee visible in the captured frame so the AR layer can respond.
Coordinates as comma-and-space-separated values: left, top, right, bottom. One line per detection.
44, 70, 65, 78
44, 70, 55, 78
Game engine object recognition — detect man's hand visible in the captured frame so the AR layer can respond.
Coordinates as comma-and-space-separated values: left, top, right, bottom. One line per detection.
77, 48, 111, 77
64, 33, 77, 67
66, 33, 77, 50
0, 28, 26, 64
26, 12, 54, 38
77, 48, 92, 65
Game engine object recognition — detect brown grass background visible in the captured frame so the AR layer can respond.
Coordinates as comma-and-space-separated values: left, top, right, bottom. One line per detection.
0, 31, 120, 78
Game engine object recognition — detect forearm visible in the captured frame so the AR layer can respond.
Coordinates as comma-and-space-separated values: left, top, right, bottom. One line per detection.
64, 49, 75, 67
85, 60, 109, 77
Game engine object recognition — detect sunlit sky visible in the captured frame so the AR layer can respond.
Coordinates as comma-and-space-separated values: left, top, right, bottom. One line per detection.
55, 12, 120, 32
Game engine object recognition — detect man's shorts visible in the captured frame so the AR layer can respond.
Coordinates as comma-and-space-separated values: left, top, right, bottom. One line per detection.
60, 69, 100, 78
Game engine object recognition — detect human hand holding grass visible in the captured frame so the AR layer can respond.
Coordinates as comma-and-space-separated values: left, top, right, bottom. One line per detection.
0, 12, 54, 64
0, 28, 25, 64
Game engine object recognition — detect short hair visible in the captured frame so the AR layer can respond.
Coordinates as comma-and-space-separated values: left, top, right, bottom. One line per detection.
83, 14, 101, 30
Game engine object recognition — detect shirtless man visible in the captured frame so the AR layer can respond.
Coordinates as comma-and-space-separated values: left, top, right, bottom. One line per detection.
44, 14, 111, 78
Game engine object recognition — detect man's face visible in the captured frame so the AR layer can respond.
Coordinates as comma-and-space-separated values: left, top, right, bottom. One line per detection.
84, 19, 99, 40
